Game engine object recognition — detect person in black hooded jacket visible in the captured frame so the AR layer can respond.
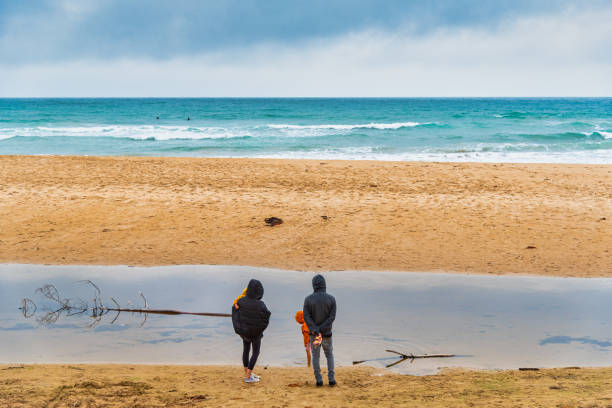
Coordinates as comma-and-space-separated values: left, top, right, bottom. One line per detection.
232, 279, 271, 383
303, 274, 337, 386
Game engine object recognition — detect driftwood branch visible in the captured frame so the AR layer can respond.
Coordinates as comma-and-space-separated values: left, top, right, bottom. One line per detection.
385, 349, 455, 359
384, 350, 455, 368
353, 349, 456, 368
102, 308, 231, 317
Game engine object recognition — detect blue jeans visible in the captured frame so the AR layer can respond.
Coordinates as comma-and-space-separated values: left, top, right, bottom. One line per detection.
310, 336, 335, 383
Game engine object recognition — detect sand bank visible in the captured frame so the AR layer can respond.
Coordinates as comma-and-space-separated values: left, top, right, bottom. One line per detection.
0, 156, 610, 277
1, 364, 611, 407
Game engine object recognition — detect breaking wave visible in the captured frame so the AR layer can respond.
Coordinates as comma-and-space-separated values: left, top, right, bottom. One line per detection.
593, 131, 612, 139
0, 126, 252, 141
0, 122, 432, 141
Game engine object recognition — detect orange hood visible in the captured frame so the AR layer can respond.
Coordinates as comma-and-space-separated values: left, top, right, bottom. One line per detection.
233, 288, 247, 306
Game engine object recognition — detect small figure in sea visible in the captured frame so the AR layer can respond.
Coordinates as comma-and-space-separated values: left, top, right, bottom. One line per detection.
303, 274, 337, 387
232, 280, 271, 383
187, 116, 190, 121
156, 115, 159, 120
295, 310, 312, 366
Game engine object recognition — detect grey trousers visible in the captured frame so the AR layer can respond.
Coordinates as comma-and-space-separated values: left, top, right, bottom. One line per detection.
311, 336, 335, 383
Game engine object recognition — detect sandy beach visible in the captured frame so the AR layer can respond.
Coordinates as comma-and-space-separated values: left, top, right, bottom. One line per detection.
2, 156, 611, 406
1, 364, 611, 407
0, 155, 610, 277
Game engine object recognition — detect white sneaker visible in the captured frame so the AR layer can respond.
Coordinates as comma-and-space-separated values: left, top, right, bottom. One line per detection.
251, 373, 260, 380
244, 374, 260, 383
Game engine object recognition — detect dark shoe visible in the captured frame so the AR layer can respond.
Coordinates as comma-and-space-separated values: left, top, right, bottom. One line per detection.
329, 380, 337, 387
316, 381, 323, 387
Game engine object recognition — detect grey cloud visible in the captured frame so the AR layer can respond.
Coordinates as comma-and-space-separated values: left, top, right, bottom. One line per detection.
0, 0, 594, 64
1, 2, 610, 96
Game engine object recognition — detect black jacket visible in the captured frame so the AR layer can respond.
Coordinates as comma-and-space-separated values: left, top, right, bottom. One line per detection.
232, 279, 271, 340
303, 274, 336, 338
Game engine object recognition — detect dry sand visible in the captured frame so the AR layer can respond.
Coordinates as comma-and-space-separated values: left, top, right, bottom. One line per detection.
1, 364, 611, 407
1, 155, 610, 276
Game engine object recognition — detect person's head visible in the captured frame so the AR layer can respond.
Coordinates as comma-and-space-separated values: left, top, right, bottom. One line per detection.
312, 274, 326, 293
246, 279, 264, 300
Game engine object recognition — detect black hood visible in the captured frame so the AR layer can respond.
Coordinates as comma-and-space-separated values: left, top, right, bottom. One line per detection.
246, 279, 264, 300
312, 274, 326, 292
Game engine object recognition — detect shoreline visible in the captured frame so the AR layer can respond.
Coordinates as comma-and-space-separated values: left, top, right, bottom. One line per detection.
1, 155, 610, 277
5, 262, 612, 280
2, 364, 611, 407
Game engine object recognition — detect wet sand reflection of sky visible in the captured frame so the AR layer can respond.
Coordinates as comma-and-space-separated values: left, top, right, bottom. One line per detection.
1, 264, 611, 375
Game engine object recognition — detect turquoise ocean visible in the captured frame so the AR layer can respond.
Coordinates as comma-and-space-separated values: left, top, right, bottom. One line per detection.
1, 98, 611, 163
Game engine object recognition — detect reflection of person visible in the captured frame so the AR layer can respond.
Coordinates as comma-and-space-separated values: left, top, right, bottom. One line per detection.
232, 279, 271, 383
303, 274, 337, 387
294, 310, 311, 366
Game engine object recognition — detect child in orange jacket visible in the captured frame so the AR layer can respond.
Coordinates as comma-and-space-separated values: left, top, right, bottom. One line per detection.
294, 310, 312, 366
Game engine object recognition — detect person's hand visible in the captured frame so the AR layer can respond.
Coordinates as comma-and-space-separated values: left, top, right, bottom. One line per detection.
313, 333, 323, 346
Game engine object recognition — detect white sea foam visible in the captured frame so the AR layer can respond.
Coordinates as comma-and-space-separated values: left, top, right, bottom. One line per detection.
597, 131, 612, 139
252, 148, 612, 164
0, 122, 423, 141
0, 125, 252, 140
266, 122, 421, 130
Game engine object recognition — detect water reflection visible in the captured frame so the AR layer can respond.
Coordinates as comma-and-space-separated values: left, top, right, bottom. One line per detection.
540, 336, 612, 348
20, 280, 231, 329
1, 264, 612, 375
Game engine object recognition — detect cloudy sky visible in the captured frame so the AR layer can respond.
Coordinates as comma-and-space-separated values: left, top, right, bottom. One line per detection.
1, 0, 611, 96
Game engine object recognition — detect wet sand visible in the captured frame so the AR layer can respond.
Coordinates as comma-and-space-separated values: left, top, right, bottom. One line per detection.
1, 155, 611, 277
1, 364, 611, 407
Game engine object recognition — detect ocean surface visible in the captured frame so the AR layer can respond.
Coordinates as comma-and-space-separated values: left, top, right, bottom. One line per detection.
1, 98, 611, 163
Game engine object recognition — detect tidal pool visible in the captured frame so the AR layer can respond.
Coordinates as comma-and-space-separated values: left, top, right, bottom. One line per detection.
1, 264, 611, 375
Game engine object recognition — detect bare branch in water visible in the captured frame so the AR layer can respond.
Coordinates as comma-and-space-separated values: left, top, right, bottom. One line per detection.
79, 280, 101, 297
110, 297, 120, 309
18, 298, 36, 318
36, 284, 66, 307
138, 291, 148, 310
109, 297, 121, 324
20, 281, 230, 328
79, 280, 103, 317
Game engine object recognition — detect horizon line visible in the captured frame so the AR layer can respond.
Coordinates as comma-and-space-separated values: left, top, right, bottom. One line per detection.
1, 96, 611, 99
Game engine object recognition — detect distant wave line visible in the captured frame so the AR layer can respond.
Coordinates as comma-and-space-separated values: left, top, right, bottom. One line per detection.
266, 122, 422, 130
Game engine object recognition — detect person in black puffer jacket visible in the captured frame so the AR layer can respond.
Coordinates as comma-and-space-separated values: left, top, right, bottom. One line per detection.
232, 279, 271, 383
303, 274, 337, 387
